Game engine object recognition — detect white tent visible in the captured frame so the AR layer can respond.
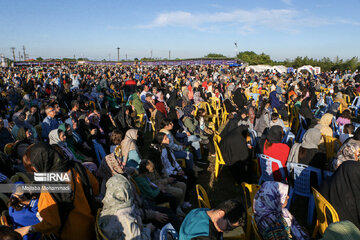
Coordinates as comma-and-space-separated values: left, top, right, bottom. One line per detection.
297, 65, 314, 74
246, 65, 287, 73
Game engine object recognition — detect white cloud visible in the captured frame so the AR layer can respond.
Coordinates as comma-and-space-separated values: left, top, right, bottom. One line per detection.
281, 0, 292, 5
138, 8, 359, 34
139, 9, 299, 32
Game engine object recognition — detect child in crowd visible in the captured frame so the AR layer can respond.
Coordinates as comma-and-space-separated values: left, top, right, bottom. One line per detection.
270, 112, 285, 129
339, 123, 355, 144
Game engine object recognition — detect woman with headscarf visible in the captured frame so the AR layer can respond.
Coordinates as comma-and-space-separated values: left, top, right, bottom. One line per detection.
155, 96, 168, 118
99, 174, 154, 240
219, 125, 251, 184
233, 88, 247, 109
154, 132, 195, 205
121, 129, 142, 169
299, 98, 317, 129
254, 181, 310, 240
254, 98, 272, 137
11, 127, 34, 163
287, 128, 326, 169
319, 161, 360, 229
260, 126, 290, 182
11, 113, 37, 140
326, 102, 340, 116
130, 92, 145, 115
332, 142, 360, 170
15, 143, 99, 239
193, 91, 203, 106
315, 113, 334, 137
315, 113, 334, 152
48, 129, 77, 162
182, 105, 203, 163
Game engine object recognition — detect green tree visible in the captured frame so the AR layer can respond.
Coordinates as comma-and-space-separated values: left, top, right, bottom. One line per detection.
237, 51, 273, 65
36, 57, 43, 61
205, 53, 227, 58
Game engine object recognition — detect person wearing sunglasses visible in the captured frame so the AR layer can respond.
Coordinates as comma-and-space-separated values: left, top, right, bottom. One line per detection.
179, 199, 245, 240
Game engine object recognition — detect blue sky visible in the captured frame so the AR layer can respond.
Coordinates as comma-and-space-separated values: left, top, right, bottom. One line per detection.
1, 0, 360, 61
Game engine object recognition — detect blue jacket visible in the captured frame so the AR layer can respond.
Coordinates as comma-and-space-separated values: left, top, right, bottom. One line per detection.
269, 91, 285, 110
9, 199, 41, 240
41, 117, 59, 138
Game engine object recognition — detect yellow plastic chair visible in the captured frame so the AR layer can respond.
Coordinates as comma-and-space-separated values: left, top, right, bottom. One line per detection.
311, 187, 340, 238
95, 209, 110, 240
0, 210, 11, 227
89, 101, 96, 110
251, 216, 263, 240
176, 158, 186, 168
10, 172, 32, 184
241, 183, 261, 240
213, 135, 226, 178
222, 103, 229, 125
196, 184, 211, 209
323, 135, 342, 160
137, 113, 145, 128
344, 94, 351, 105
4, 143, 14, 155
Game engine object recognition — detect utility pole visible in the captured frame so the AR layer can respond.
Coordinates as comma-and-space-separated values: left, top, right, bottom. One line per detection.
117, 47, 120, 62
23, 46, 26, 60
125, 54, 127, 60
169, 50, 171, 60
150, 49, 152, 59
18, 51, 21, 61
234, 41, 238, 57
10, 47, 16, 61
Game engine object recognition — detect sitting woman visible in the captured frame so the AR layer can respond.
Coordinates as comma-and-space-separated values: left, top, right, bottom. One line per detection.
8, 184, 41, 240
48, 129, 78, 162
121, 129, 142, 168
320, 161, 360, 229
15, 143, 99, 240
135, 159, 184, 216
336, 109, 352, 128
287, 128, 327, 169
254, 181, 310, 240
219, 125, 251, 185
259, 126, 290, 181
159, 118, 195, 172
99, 174, 155, 240
332, 141, 360, 170
254, 98, 272, 137
181, 105, 204, 164
155, 132, 195, 206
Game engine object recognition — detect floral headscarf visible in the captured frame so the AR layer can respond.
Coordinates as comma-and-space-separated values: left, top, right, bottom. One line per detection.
254, 181, 309, 240
333, 142, 360, 170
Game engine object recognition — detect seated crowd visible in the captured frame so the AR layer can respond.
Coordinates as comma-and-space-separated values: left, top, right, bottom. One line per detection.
0, 64, 360, 240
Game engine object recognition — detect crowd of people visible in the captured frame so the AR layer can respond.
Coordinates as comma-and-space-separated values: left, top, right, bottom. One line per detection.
0, 63, 360, 240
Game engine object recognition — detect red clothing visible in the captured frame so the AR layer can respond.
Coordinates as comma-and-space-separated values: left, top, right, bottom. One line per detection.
155, 102, 167, 117
263, 141, 290, 181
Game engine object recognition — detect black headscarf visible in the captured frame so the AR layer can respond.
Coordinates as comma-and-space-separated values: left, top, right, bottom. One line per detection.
29, 143, 97, 233
219, 125, 249, 166
319, 161, 360, 229
299, 98, 317, 129
233, 88, 247, 109
266, 126, 283, 143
